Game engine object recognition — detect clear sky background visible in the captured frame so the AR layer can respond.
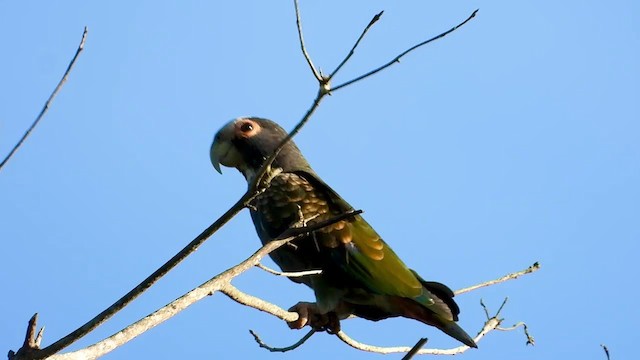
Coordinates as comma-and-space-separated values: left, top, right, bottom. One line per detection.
1, 1, 638, 359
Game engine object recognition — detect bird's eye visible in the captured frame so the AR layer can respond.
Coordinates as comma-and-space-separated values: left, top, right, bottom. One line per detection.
240, 122, 253, 133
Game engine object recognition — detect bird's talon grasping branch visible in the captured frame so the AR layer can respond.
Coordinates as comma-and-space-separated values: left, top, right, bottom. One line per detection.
287, 302, 312, 329
287, 302, 341, 334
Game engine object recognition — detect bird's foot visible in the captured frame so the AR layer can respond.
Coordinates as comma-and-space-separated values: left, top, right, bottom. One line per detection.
288, 302, 341, 334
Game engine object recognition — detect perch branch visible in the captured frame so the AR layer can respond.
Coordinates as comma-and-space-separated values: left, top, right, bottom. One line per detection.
221, 284, 298, 322
0, 27, 87, 172
331, 9, 478, 92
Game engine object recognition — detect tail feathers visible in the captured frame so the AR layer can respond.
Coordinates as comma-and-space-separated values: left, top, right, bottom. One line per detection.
388, 296, 478, 348
408, 269, 477, 348
438, 320, 478, 348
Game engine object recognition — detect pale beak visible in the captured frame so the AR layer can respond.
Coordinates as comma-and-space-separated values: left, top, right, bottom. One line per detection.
210, 139, 228, 174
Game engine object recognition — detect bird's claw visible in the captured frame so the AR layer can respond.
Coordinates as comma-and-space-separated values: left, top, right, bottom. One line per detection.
287, 302, 341, 334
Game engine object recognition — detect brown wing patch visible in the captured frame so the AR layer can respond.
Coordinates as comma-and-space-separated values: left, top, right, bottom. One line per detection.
255, 173, 336, 241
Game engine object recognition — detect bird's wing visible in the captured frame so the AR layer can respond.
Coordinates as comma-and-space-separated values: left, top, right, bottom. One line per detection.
295, 171, 448, 308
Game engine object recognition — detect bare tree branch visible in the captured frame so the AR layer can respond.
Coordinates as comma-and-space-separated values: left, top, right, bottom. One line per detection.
249, 329, 316, 353
335, 317, 501, 356
331, 9, 478, 92
497, 321, 535, 346
293, 0, 322, 82
401, 338, 428, 360
221, 284, 299, 322
0, 27, 87, 172
455, 262, 540, 295
328, 11, 384, 81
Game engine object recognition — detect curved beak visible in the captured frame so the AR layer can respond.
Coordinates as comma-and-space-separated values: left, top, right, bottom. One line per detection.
210, 121, 244, 174
210, 138, 229, 174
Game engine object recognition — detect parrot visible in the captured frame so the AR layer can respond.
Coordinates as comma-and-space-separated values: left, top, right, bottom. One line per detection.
210, 117, 477, 348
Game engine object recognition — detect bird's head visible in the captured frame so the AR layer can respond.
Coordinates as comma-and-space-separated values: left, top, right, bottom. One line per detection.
210, 117, 310, 182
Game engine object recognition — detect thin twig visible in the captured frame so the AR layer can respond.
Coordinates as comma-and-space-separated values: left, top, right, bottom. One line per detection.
249, 329, 316, 352
34, 327, 45, 348
0, 27, 88, 172
331, 9, 478, 92
455, 262, 540, 295
401, 338, 428, 360
497, 321, 535, 346
256, 263, 322, 277
328, 11, 384, 81
293, 0, 322, 81
480, 299, 491, 320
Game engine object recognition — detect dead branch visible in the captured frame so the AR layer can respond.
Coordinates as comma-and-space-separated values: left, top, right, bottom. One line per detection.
497, 321, 535, 346
0, 27, 87, 172
293, 0, 322, 82
330, 9, 478, 92
328, 10, 384, 81
456, 262, 541, 295
335, 317, 501, 356
249, 329, 316, 353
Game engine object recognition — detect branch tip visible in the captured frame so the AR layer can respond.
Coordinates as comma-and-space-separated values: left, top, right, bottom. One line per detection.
331, 9, 478, 92
496, 297, 509, 316
369, 11, 384, 26
601, 344, 611, 360
497, 321, 535, 346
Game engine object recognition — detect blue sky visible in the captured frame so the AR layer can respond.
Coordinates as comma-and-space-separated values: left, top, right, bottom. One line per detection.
1, 1, 638, 359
